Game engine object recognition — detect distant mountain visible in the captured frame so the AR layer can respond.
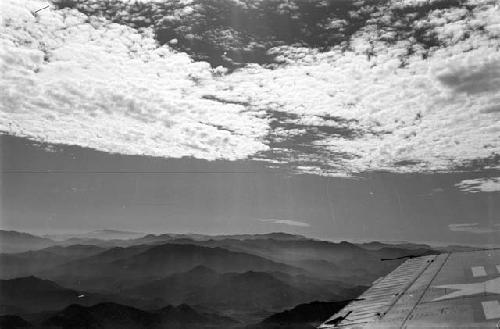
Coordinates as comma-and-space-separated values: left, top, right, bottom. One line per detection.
38, 245, 106, 259
45, 230, 146, 242
435, 245, 479, 253
248, 300, 351, 329
54, 231, 304, 247
0, 231, 55, 254
43, 243, 303, 292
212, 233, 309, 241
155, 238, 416, 285
356, 241, 432, 251
36, 302, 238, 329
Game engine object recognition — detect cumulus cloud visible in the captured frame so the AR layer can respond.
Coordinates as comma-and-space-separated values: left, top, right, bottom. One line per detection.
1, 0, 499, 178
207, 0, 500, 175
436, 58, 500, 95
456, 177, 500, 192
0, 0, 268, 161
258, 218, 310, 227
448, 223, 500, 234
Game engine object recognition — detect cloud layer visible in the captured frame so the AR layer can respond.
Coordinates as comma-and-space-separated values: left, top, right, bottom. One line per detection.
1, 0, 268, 160
210, 0, 500, 175
1, 0, 499, 177
456, 177, 500, 192
448, 222, 500, 234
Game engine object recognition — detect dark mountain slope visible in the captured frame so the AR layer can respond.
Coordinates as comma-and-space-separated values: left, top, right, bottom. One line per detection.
43, 243, 303, 292
248, 300, 351, 329
39, 302, 237, 329
42, 303, 155, 329
125, 266, 311, 312
0, 277, 160, 315
38, 245, 105, 259
124, 264, 367, 319
123, 265, 219, 304
0, 315, 33, 329
0, 276, 86, 314
0, 246, 105, 279
0, 252, 69, 279
187, 271, 310, 311
157, 304, 238, 327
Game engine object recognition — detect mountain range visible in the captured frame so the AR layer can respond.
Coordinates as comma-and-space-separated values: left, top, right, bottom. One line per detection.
0, 229, 443, 328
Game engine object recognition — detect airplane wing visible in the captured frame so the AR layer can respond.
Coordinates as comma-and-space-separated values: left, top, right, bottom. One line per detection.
319, 249, 500, 328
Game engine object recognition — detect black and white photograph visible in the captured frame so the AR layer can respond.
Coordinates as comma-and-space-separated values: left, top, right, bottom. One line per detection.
0, 0, 499, 328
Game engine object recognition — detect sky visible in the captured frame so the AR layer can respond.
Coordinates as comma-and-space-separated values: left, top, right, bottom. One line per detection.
1, 134, 499, 246
0, 0, 499, 245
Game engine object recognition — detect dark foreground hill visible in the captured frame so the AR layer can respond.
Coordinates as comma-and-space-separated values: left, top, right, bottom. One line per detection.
0, 315, 33, 329
248, 300, 351, 329
124, 266, 313, 312
0, 276, 89, 315
0, 277, 160, 315
0, 303, 238, 329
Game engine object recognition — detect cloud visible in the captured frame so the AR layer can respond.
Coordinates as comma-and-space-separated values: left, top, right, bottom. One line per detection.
0, 0, 268, 161
448, 223, 500, 234
435, 58, 500, 95
455, 177, 500, 193
206, 0, 500, 176
1, 0, 499, 178
258, 218, 310, 227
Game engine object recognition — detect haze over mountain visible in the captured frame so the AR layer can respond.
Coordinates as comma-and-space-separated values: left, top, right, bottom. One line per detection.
40, 243, 305, 292
132, 236, 436, 284
0, 229, 442, 327
0, 231, 55, 254
0, 245, 106, 279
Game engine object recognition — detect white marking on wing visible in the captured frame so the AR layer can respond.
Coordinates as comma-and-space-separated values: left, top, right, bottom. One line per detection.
472, 266, 487, 277
482, 301, 500, 320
